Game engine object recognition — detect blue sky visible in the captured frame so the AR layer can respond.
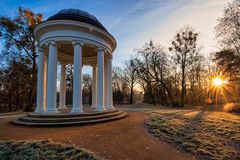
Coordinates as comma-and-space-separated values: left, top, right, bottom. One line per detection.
0, 0, 230, 69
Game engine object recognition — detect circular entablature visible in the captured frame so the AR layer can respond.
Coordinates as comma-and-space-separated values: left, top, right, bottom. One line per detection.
34, 9, 116, 54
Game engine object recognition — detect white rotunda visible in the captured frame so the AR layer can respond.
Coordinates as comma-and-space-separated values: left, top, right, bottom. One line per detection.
12, 9, 126, 126
35, 9, 116, 113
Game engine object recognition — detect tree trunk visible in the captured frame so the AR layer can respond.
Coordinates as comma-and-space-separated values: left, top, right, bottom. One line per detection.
130, 85, 133, 104
25, 57, 37, 112
150, 85, 156, 105
181, 65, 185, 107
161, 81, 175, 106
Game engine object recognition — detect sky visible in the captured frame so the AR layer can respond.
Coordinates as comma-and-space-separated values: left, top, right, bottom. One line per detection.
0, 0, 231, 69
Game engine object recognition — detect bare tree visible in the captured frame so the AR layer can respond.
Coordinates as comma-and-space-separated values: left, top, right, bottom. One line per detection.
0, 57, 31, 112
0, 7, 43, 111
169, 26, 201, 107
136, 40, 175, 105
112, 67, 128, 104
215, 0, 240, 54
188, 55, 206, 104
215, 0, 240, 76
214, 0, 240, 102
213, 50, 240, 75
123, 57, 138, 104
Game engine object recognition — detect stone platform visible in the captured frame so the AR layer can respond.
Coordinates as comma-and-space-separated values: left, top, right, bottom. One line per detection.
12, 109, 127, 127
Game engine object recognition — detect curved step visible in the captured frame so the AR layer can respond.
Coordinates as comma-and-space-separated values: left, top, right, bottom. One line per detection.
28, 109, 118, 118
19, 111, 123, 123
12, 112, 127, 127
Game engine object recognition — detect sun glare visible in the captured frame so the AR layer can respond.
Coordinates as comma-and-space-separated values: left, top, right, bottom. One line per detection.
212, 77, 223, 87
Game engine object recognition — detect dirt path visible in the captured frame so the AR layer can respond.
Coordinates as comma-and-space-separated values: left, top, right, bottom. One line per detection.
0, 112, 195, 160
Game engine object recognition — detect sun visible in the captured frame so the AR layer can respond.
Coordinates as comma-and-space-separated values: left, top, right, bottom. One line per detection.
212, 77, 223, 87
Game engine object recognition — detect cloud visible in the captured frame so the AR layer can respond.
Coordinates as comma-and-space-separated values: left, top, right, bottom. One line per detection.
111, 0, 230, 67
0, 0, 231, 68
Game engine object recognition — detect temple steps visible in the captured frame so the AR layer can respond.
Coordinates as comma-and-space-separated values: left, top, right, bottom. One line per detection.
19, 111, 123, 123
11, 109, 127, 127
27, 109, 119, 118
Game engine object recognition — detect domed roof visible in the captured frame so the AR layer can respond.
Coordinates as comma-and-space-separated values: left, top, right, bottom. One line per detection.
47, 9, 107, 32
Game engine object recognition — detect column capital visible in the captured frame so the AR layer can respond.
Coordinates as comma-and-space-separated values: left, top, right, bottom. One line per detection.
104, 54, 113, 61
45, 41, 60, 48
96, 47, 106, 53
72, 41, 84, 47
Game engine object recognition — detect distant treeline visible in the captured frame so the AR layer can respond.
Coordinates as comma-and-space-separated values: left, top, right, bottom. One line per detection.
0, 0, 239, 112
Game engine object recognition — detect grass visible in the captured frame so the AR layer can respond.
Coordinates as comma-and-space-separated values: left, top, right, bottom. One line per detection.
223, 103, 240, 113
0, 139, 100, 160
146, 109, 240, 160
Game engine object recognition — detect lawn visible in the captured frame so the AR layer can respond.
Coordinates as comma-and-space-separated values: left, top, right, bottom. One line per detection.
0, 139, 100, 160
146, 109, 240, 160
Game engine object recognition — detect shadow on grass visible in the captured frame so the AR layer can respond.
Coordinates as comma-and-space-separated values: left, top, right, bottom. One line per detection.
146, 109, 240, 160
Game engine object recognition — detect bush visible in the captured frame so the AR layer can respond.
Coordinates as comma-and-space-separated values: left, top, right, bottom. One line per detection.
223, 103, 240, 113
205, 98, 214, 105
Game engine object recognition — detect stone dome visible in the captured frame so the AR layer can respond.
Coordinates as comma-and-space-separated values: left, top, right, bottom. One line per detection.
47, 9, 107, 32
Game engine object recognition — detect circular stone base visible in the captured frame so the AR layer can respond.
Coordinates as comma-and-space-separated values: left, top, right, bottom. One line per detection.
12, 109, 127, 127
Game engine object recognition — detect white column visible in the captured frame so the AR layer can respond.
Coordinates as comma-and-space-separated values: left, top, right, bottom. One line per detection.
43, 54, 48, 111
58, 63, 67, 109
96, 47, 105, 111
35, 48, 45, 113
106, 55, 114, 109
71, 41, 83, 113
46, 41, 59, 113
91, 65, 97, 108
104, 56, 108, 107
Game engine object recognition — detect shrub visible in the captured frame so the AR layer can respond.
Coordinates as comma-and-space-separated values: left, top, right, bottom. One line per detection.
205, 98, 214, 105
223, 103, 240, 113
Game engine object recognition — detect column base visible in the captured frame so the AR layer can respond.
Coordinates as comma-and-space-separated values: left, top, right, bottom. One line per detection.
34, 107, 45, 113
91, 104, 97, 109
45, 108, 59, 114
105, 105, 114, 110
71, 106, 83, 113
58, 105, 67, 110
95, 106, 106, 112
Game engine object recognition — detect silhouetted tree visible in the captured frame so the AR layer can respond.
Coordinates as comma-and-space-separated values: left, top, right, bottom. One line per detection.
215, 0, 240, 76
214, 0, 240, 102
215, 0, 240, 54
0, 57, 31, 112
123, 57, 138, 104
136, 40, 175, 105
0, 7, 43, 111
112, 67, 128, 104
213, 50, 240, 75
169, 26, 201, 107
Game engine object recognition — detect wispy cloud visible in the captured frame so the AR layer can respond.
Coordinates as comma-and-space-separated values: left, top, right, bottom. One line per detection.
110, 0, 230, 66
0, 0, 231, 67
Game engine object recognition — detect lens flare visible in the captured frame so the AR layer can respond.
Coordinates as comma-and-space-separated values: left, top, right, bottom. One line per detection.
212, 77, 223, 87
